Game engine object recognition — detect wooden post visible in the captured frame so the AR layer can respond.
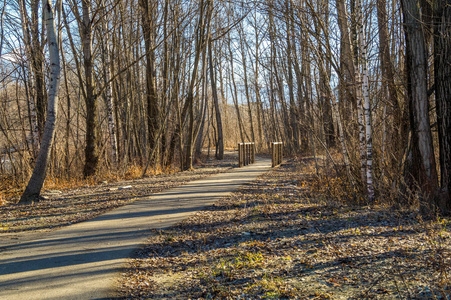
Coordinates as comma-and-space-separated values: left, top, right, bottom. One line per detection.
271, 142, 283, 167
242, 143, 245, 167
238, 143, 243, 167
238, 142, 256, 167
238, 143, 255, 167
246, 143, 250, 165
244, 143, 247, 166
279, 142, 283, 165
271, 142, 275, 167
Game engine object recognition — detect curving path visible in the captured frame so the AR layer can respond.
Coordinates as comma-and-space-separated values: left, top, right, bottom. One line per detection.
0, 158, 271, 300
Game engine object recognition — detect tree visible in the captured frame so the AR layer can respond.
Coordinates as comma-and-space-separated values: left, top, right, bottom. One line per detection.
356, 0, 375, 201
401, 0, 438, 200
183, 0, 210, 170
433, 0, 451, 212
376, 0, 403, 166
19, 0, 46, 142
20, 0, 60, 203
99, 0, 118, 166
18, 0, 44, 156
68, 0, 100, 177
139, 0, 160, 164
208, 31, 224, 159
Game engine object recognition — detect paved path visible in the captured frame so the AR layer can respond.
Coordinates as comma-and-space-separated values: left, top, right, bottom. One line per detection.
0, 158, 271, 300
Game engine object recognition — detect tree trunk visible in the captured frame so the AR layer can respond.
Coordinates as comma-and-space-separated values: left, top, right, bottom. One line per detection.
81, 0, 99, 178
433, 0, 451, 212
285, 0, 300, 150
139, 0, 160, 162
183, 0, 208, 170
100, 4, 118, 166
238, 25, 255, 143
402, 0, 439, 199
377, 0, 403, 166
18, 0, 42, 156
357, 0, 375, 201
20, 0, 60, 204
209, 37, 224, 160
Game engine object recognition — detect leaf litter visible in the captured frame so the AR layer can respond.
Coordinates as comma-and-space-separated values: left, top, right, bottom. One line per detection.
116, 157, 450, 299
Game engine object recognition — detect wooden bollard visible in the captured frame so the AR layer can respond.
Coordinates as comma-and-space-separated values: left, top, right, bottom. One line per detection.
246, 143, 251, 165
238, 142, 255, 167
271, 142, 283, 167
238, 143, 243, 167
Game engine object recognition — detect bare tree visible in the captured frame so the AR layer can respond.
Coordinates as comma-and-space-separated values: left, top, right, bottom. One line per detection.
20, 0, 60, 203
139, 0, 160, 164
208, 18, 224, 159
433, 0, 451, 212
401, 0, 438, 199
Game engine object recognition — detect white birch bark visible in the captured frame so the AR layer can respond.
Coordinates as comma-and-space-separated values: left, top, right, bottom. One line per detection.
357, 0, 375, 201
20, 0, 60, 203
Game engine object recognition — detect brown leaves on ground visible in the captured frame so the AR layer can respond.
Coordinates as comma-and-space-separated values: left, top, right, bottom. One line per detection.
117, 157, 451, 299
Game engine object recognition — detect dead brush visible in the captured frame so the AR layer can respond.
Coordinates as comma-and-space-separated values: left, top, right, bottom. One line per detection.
0, 175, 25, 204
309, 167, 366, 206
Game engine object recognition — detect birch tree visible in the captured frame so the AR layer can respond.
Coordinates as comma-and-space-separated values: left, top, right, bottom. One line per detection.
356, 0, 374, 201
20, 0, 60, 203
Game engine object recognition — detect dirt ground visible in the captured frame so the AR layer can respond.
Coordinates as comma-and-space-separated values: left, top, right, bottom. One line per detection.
116, 157, 451, 299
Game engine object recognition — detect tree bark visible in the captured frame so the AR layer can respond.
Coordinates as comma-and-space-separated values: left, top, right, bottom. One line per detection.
433, 0, 451, 212
80, 0, 99, 178
139, 0, 160, 161
402, 0, 439, 199
377, 0, 404, 166
183, 0, 208, 170
357, 0, 375, 201
209, 36, 224, 160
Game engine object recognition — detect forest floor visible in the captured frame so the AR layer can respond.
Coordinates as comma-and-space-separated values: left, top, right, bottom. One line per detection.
116, 156, 451, 300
